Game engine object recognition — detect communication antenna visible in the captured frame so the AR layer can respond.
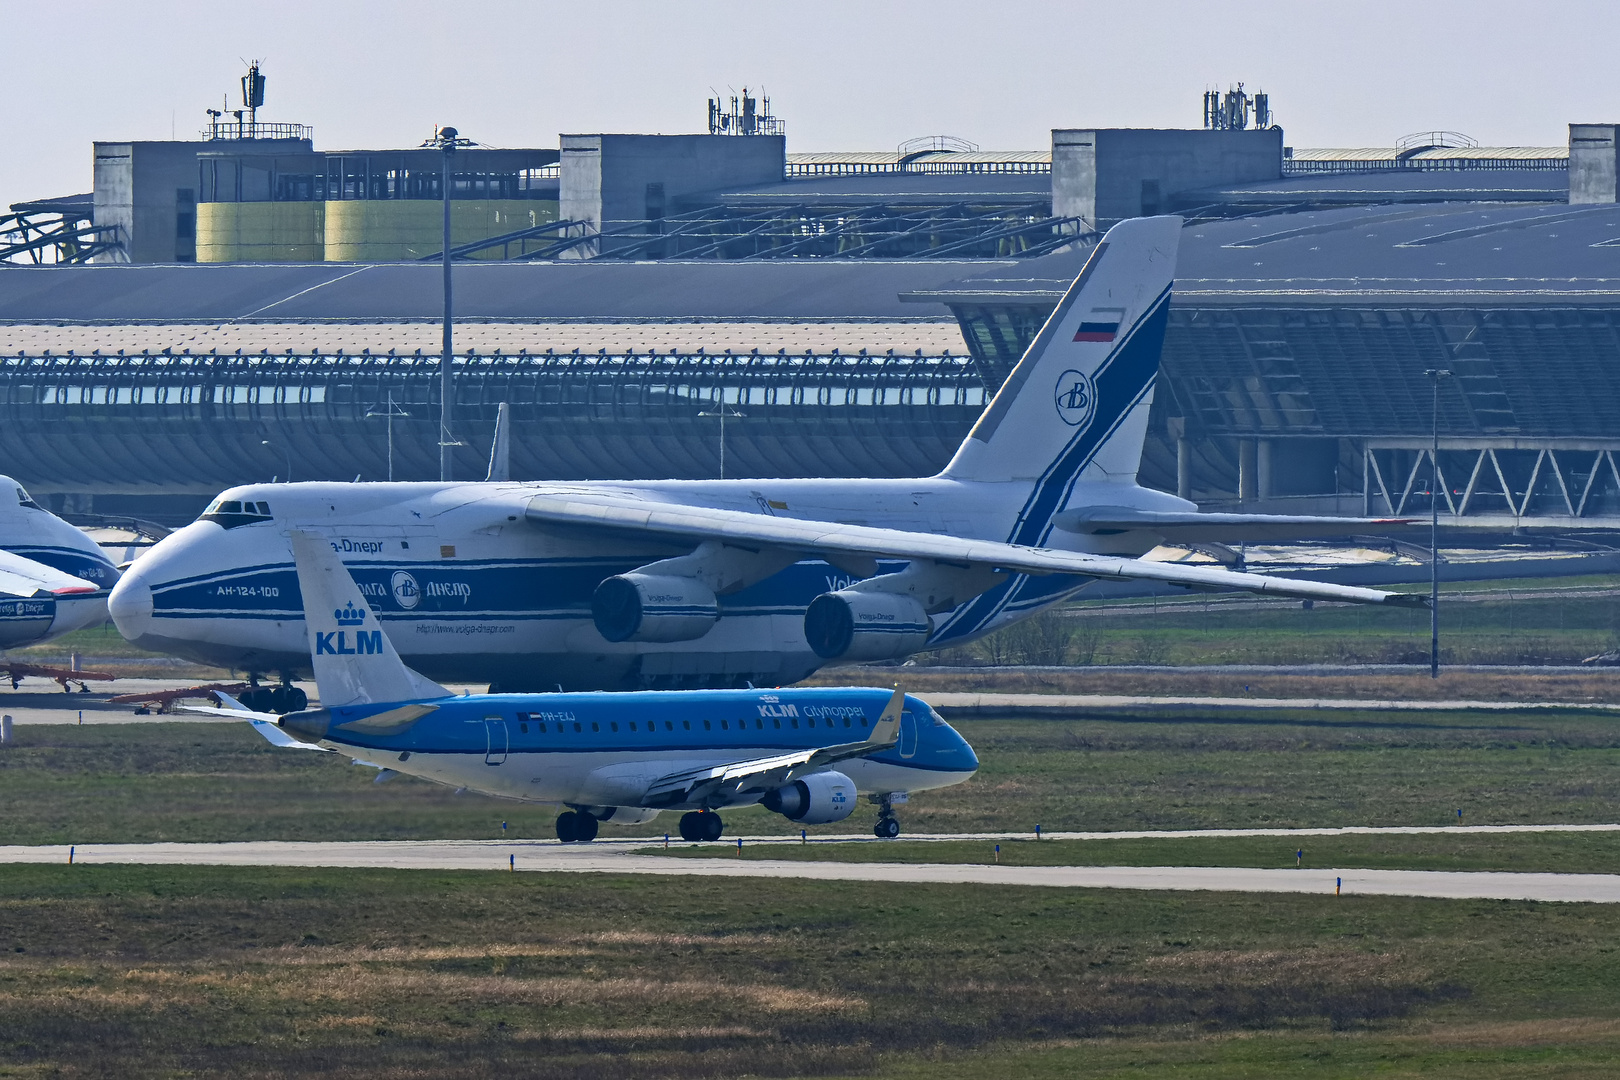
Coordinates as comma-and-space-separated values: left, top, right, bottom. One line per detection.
241, 60, 266, 137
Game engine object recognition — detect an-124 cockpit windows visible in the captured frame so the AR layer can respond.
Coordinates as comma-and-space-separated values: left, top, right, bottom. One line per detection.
14, 485, 42, 511
199, 497, 274, 529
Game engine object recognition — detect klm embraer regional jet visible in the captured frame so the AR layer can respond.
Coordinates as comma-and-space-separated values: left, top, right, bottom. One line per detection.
194, 531, 978, 841
111, 216, 1419, 701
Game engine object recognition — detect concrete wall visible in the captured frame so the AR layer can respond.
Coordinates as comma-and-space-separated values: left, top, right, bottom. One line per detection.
93, 139, 313, 263
1052, 128, 1283, 229
1569, 124, 1620, 204
559, 134, 785, 256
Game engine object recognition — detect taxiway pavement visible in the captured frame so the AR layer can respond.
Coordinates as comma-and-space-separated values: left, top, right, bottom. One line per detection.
4, 836, 1619, 903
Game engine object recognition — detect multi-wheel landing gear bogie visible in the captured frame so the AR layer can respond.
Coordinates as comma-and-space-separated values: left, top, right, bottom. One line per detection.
239, 675, 308, 715
555, 810, 599, 843
678, 810, 724, 843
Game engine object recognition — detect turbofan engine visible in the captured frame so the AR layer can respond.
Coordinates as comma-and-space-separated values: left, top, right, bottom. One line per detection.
761, 770, 858, 825
802, 590, 930, 661
591, 573, 718, 643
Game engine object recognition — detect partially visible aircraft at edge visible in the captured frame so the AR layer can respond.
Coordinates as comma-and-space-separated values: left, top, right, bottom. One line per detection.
0, 475, 121, 651
110, 216, 1419, 702
190, 530, 979, 842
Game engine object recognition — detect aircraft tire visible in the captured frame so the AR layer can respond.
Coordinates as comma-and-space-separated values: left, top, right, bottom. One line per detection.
574, 813, 598, 842
876, 817, 901, 839
700, 812, 724, 842
678, 812, 702, 842
556, 812, 580, 843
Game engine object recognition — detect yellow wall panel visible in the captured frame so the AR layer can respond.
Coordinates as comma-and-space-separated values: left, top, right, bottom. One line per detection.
323, 200, 559, 262
196, 202, 325, 263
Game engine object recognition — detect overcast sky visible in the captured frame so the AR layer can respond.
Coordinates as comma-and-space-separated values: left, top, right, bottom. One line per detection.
2, 0, 1614, 204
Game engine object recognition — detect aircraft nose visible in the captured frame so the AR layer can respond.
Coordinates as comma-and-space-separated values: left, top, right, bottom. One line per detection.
107, 561, 155, 642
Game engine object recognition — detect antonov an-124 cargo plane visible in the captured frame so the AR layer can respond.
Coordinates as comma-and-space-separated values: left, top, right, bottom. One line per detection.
109, 217, 1419, 701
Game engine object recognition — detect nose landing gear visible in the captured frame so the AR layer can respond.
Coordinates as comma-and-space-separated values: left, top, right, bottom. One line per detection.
678, 811, 724, 842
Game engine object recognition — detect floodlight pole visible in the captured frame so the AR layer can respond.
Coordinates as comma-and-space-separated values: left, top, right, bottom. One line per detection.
423, 126, 471, 482
1425, 368, 1452, 679
439, 130, 455, 482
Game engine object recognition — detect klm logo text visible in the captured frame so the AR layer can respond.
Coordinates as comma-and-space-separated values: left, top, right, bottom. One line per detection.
315, 630, 385, 655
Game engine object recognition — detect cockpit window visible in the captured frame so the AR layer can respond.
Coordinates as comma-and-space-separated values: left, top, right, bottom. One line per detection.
15, 486, 41, 511
200, 497, 273, 529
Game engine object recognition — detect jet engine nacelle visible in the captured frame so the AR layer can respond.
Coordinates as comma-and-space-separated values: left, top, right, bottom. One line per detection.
592, 573, 719, 643
761, 770, 857, 825
803, 590, 930, 661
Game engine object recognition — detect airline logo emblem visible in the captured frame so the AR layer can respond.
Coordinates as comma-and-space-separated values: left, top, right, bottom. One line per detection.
1054, 369, 1097, 428
315, 629, 385, 655
334, 601, 367, 626
391, 571, 421, 610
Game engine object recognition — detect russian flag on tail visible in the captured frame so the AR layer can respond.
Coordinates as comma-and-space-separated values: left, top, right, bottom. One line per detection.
1073, 321, 1120, 343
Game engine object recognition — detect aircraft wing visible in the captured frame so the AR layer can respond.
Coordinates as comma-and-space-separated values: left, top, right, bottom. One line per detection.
0, 548, 102, 599
1053, 507, 1417, 543
523, 493, 1425, 607
642, 688, 905, 808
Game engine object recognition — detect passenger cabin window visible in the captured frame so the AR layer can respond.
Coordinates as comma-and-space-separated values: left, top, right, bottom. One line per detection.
520, 723, 529, 733
573, 722, 582, 733
683, 721, 691, 730
591, 722, 600, 732
720, 720, 728, 731
703, 720, 712, 731
610, 722, 619, 733
199, 497, 273, 529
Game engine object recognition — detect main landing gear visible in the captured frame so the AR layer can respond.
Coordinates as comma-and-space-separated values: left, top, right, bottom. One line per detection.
239, 676, 307, 714
555, 810, 599, 843
678, 811, 724, 843
874, 794, 905, 839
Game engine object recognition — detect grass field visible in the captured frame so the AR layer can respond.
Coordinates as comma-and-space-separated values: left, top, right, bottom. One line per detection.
5, 700, 1620, 846
900, 577, 1620, 668
3, 864, 1620, 1078
645, 831, 1620, 874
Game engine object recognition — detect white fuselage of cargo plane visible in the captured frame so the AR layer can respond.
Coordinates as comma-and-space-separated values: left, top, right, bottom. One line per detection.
108, 218, 1416, 693
108, 473, 1192, 691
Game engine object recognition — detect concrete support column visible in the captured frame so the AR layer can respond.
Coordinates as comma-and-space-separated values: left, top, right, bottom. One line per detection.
1176, 439, 1192, 501
1256, 439, 1274, 501
63, 493, 94, 515
1570, 125, 1620, 204
1238, 438, 1258, 503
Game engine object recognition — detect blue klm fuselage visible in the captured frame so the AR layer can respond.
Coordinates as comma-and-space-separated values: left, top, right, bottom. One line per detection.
284, 685, 978, 809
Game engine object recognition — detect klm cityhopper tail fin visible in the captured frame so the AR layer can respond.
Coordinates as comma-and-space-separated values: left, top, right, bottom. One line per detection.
941, 215, 1181, 488
289, 530, 450, 708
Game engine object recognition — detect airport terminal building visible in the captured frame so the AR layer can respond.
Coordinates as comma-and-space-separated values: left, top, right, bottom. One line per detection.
2, 100, 1619, 533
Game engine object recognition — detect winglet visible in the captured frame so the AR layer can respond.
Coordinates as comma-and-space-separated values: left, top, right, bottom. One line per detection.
867, 686, 905, 748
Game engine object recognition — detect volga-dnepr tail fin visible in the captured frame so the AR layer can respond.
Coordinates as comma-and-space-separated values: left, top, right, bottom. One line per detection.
289, 530, 450, 707
940, 216, 1181, 487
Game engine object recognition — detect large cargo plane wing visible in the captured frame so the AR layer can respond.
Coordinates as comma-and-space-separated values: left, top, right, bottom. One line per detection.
524, 493, 1426, 607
